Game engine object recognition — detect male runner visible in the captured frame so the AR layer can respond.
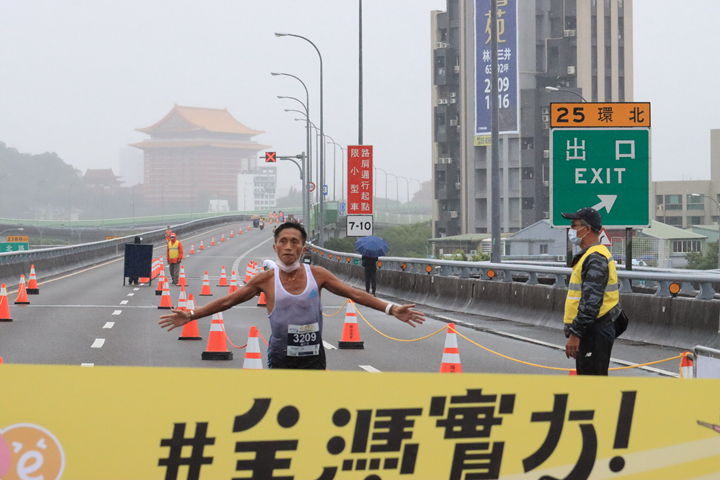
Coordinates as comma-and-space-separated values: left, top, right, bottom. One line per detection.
159, 222, 425, 369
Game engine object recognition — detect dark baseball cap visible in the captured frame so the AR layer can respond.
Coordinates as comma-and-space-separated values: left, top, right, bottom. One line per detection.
561, 207, 602, 230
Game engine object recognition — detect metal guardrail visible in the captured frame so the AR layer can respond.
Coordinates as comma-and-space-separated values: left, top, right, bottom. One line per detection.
309, 244, 720, 300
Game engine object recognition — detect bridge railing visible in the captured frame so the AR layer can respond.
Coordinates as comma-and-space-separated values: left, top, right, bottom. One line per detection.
308, 244, 720, 300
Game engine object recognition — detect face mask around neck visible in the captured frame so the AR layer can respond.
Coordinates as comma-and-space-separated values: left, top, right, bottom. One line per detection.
276, 259, 301, 273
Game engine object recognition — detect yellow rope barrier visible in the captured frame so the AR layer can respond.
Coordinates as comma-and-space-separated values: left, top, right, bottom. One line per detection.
322, 299, 349, 317
355, 308, 449, 342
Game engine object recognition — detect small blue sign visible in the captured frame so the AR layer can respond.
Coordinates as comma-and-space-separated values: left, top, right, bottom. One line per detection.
323, 185, 328, 195
339, 203, 346, 212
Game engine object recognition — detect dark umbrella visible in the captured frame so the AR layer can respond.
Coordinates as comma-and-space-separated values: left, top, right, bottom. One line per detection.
354, 236, 390, 258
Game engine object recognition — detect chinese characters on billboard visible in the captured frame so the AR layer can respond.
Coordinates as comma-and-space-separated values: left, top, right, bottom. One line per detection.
475, 0, 519, 137
347, 146, 373, 215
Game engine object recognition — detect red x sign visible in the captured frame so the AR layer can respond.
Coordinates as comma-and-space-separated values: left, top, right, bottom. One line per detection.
265, 151, 277, 163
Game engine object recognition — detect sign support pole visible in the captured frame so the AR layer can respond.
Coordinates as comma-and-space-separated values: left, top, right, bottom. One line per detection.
626, 227, 633, 271
490, 0, 501, 263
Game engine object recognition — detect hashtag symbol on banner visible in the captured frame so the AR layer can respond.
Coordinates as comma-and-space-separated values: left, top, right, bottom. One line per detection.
159, 423, 215, 480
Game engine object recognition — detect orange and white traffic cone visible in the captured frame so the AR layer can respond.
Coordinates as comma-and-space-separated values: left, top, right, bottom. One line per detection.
200, 271, 213, 296
177, 286, 187, 312
242, 326, 263, 369
158, 280, 173, 309
0, 284, 12, 322
244, 263, 253, 284
217, 266, 228, 287
15, 275, 29, 305
338, 300, 364, 349
239, 228, 243, 234
257, 292, 266, 307
178, 265, 188, 287
221, 234, 225, 242
211, 237, 216, 246
680, 352, 695, 378
189, 244, 195, 255
156, 273, 166, 296
228, 271, 238, 294
440, 323, 462, 373
230, 230, 234, 238
200, 240, 205, 250
248, 224, 252, 231
26, 264, 40, 294
179, 294, 202, 340
201, 312, 233, 360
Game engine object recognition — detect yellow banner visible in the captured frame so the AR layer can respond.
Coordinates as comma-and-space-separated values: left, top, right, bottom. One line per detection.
5, 236, 28, 243
0, 364, 719, 479
550, 102, 651, 128
475, 135, 492, 147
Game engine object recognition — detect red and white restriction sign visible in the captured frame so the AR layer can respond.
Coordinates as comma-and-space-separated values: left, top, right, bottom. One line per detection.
347, 145, 373, 214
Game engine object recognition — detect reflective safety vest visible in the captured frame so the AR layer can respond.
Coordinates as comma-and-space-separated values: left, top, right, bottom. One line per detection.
564, 244, 619, 325
167, 241, 181, 261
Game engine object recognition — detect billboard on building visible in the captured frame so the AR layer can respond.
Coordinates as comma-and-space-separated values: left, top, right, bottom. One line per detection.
474, 0, 519, 138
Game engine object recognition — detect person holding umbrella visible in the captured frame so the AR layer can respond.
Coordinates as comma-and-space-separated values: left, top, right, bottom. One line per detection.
355, 236, 389, 297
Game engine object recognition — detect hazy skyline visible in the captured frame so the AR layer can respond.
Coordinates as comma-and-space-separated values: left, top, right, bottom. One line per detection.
0, 0, 717, 201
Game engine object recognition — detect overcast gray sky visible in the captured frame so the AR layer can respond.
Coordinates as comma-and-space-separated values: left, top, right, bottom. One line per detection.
0, 0, 717, 199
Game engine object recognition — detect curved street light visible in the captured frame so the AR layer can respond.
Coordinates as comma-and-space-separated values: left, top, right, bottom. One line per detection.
545, 86, 588, 102
36, 179, 49, 226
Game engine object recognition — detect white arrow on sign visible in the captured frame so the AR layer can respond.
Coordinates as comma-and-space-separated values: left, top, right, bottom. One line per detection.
592, 195, 617, 213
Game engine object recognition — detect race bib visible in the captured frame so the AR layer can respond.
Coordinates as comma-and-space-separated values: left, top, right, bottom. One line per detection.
287, 323, 321, 357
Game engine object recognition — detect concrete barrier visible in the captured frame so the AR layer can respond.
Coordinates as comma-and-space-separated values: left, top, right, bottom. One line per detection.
312, 252, 720, 350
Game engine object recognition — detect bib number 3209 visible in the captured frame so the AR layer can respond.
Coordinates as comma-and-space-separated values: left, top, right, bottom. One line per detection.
287, 323, 321, 357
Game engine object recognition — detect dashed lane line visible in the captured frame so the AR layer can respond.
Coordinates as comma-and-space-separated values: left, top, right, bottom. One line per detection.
103, 322, 114, 329
91, 339, 105, 348
359, 365, 381, 373
323, 341, 337, 350
120, 300, 128, 305
133, 288, 140, 291
127, 293, 134, 296
112, 310, 122, 315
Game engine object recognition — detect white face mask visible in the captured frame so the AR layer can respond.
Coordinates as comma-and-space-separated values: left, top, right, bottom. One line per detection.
276, 258, 301, 273
568, 226, 587, 246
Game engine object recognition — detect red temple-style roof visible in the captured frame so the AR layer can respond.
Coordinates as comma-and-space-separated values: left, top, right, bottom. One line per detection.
136, 105, 265, 136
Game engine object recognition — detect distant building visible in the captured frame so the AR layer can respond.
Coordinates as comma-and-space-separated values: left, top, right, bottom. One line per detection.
431, 0, 634, 237
634, 221, 707, 268
83, 168, 122, 188
504, 220, 567, 258
118, 147, 144, 187
130, 105, 269, 211
653, 130, 720, 228
237, 166, 277, 212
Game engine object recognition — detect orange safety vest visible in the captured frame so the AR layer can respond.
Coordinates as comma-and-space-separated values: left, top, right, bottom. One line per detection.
167, 240, 183, 263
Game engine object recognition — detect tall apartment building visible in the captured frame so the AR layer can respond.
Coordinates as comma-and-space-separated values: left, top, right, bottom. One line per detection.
237, 166, 277, 212
432, 0, 634, 237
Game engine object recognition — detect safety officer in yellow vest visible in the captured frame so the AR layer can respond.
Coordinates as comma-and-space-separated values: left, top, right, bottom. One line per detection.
561, 207, 622, 375
166, 233, 184, 286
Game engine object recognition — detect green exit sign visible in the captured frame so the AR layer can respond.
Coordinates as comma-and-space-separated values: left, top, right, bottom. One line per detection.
550, 128, 651, 228
0, 242, 30, 252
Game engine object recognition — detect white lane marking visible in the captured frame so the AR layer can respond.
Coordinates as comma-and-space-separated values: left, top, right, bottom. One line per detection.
81, 363, 94, 367
133, 288, 140, 291
103, 322, 114, 329
435, 314, 678, 378
127, 293, 134, 296
112, 310, 122, 315
231, 236, 276, 279
323, 340, 337, 350
359, 365, 381, 373
91, 339, 105, 348
120, 300, 128, 305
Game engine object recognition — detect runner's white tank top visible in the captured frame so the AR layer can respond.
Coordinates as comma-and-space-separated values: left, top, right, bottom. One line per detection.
268, 264, 323, 357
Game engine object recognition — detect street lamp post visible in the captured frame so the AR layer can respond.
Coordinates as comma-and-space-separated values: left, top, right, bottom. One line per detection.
374, 167, 388, 213
68, 181, 79, 231
189, 183, 197, 221
387, 173, 399, 205
692, 193, 720, 269
545, 86, 588, 102
0, 174, 11, 219
100, 185, 109, 226
0, 227, 23, 237
397, 176, 410, 204
131, 184, 139, 226
410, 178, 422, 202
326, 135, 338, 201
275, 32, 325, 246
36, 179, 48, 226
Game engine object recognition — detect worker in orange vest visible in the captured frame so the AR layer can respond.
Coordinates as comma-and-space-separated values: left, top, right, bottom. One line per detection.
165, 225, 173, 243
166, 233, 184, 285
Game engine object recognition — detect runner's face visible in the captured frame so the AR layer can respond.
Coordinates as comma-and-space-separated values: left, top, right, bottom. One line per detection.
273, 228, 305, 264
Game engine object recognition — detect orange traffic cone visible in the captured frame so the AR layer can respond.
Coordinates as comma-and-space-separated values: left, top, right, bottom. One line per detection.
200, 271, 213, 296
221, 234, 225, 242
189, 244, 195, 255
228, 271, 238, 294
239, 228, 243, 234
440, 323, 462, 373
248, 225, 252, 231
211, 237, 216, 246
338, 300, 364, 349
178, 294, 202, 340
156, 273, 166, 296
0, 357, 3, 364
26, 264, 40, 294
569, 369, 577, 376
15, 275, 29, 305
0, 284, 12, 321
257, 292, 266, 307
217, 266, 228, 287
201, 312, 233, 360
243, 326, 263, 369
200, 240, 205, 250
230, 230, 234, 238
244, 263, 253, 284
177, 286, 187, 311
178, 265, 188, 286
158, 281, 172, 309
680, 352, 695, 378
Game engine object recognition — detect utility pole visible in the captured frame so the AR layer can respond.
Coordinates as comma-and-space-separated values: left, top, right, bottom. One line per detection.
490, 0, 502, 263
359, 0, 363, 145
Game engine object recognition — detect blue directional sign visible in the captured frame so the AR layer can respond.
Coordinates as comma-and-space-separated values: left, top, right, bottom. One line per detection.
323, 185, 328, 196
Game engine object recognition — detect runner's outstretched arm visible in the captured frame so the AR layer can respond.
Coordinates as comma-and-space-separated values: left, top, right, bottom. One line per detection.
311, 266, 425, 327
158, 271, 271, 331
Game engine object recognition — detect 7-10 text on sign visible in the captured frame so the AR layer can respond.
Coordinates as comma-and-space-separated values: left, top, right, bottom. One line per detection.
347, 146, 373, 215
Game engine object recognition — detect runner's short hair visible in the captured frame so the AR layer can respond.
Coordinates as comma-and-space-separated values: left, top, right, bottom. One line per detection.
274, 222, 307, 243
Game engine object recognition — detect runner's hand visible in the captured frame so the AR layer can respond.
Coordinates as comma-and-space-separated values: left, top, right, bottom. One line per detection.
159, 308, 192, 331
392, 304, 425, 328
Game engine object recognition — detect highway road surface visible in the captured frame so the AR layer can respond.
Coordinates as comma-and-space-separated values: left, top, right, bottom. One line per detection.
0, 223, 686, 377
